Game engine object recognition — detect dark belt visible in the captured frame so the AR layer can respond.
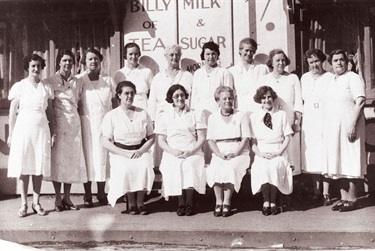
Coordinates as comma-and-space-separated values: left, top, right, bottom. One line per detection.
114, 139, 147, 150
215, 137, 242, 143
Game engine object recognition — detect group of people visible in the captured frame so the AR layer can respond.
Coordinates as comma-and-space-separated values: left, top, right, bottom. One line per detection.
7, 37, 366, 219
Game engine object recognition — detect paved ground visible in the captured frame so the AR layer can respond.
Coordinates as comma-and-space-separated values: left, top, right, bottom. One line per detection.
1, 175, 375, 250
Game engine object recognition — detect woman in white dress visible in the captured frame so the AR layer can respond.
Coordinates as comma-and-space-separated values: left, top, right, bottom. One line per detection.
102, 81, 155, 215
8, 54, 54, 217
44, 50, 87, 212
325, 49, 366, 212
301, 48, 333, 206
156, 84, 207, 216
148, 44, 193, 168
250, 86, 293, 216
258, 49, 303, 175
190, 41, 234, 164
114, 42, 153, 110
229, 38, 268, 114
207, 86, 250, 217
77, 48, 116, 207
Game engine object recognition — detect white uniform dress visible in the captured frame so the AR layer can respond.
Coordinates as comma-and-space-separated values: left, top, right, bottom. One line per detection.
322, 71, 366, 179
8, 78, 54, 177
155, 105, 207, 200
206, 110, 251, 192
102, 107, 155, 207
301, 71, 333, 174
148, 70, 193, 121
43, 73, 87, 183
229, 61, 268, 113
258, 73, 303, 175
114, 64, 153, 110
77, 72, 116, 182
191, 67, 234, 119
250, 108, 294, 195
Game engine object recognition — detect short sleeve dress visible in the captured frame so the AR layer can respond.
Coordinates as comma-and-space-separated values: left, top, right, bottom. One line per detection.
78, 72, 116, 182
301, 71, 333, 174
102, 106, 155, 207
257, 73, 303, 175
206, 110, 251, 192
43, 73, 87, 183
8, 78, 54, 177
114, 64, 153, 110
250, 108, 294, 195
322, 71, 366, 178
155, 105, 207, 200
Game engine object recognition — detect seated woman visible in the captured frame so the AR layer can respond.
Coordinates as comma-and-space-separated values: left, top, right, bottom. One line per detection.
155, 84, 207, 216
102, 81, 155, 215
206, 86, 251, 217
250, 86, 293, 216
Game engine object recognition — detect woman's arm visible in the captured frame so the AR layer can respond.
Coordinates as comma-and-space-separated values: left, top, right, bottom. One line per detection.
7, 99, 20, 147
251, 138, 268, 159
226, 137, 249, 159
46, 98, 56, 146
273, 135, 290, 157
158, 134, 183, 157
179, 129, 207, 158
102, 136, 134, 159
207, 140, 226, 160
347, 96, 365, 143
132, 134, 156, 158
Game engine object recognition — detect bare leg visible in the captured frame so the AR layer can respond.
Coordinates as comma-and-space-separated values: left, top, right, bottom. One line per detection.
63, 183, 73, 203
322, 177, 331, 196
269, 184, 278, 207
32, 175, 43, 206
347, 179, 357, 202
312, 174, 321, 196
213, 183, 224, 205
53, 181, 62, 206
19, 175, 29, 206
223, 183, 234, 206
261, 183, 270, 207
136, 190, 146, 208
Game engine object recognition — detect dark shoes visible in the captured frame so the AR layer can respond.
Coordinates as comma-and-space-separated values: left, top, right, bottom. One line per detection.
222, 205, 231, 217
97, 195, 109, 206
185, 205, 194, 216
262, 207, 271, 216
331, 200, 345, 211
32, 204, 46, 216
18, 205, 28, 218
177, 205, 185, 216
55, 204, 64, 212
138, 205, 149, 215
323, 195, 333, 206
83, 196, 93, 208
339, 201, 357, 212
213, 205, 223, 217
62, 199, 79, 210
125, 205, 149, 215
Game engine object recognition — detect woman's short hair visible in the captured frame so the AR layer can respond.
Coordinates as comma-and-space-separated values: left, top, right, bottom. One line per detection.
115, 81, 137, 101
239, 38, 257, 51
164, 44, 182, 56
55, 50, 75, 70
23, 54, 46, 71
214, 86, 234, 102
123, 42, 141, 60
304, 48, 326, 64
165, 84, 189, 103
80, 48, 103, 65
327, 49, 348, 65
253, 85, 278, 104
265, 49, 291, 69
200, 41, 220, 60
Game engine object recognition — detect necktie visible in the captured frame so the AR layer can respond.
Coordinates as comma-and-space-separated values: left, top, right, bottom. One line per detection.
263, 112, 272, 129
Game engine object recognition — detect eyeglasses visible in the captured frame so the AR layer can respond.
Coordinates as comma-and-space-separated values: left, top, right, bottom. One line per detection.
122, 91, 135, 96
172, 93, 186, 99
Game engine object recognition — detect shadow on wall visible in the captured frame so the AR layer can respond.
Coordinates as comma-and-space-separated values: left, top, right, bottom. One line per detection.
139, 55, 160, 76
181, 58, 200, 74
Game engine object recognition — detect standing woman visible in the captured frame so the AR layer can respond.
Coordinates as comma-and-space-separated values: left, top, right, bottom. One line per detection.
250, 86, 293, 216
324, 49, 366, 212
206, 86, 250, 217
44, 50, 87, 211
78, 48, 116, 207
258, 49, 303, 175
7, 54, 54, 217
301, 49, 333, 205
114, 42, 153, 110
155, 84, 207, 216
102, 81, 155, 215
